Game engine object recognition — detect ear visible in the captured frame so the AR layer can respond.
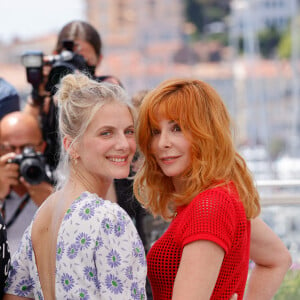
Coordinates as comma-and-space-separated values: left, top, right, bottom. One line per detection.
63, 135, 79, 159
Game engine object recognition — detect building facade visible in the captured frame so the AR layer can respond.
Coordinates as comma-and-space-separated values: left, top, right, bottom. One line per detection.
230, 0, 296, 38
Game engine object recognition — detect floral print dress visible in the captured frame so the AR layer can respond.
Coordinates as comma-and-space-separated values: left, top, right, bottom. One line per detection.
4, 191, 147, 299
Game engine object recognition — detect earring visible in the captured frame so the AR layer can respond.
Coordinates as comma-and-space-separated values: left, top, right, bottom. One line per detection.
71, 156, 78, 165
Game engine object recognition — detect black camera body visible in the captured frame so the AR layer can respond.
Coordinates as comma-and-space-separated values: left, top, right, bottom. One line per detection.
21, 40, 92, 103
9, 147, 47, 185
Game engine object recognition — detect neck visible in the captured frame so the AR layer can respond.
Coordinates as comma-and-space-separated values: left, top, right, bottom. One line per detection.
13, 184, 27, 197
67, 170, 112, 199
172, 177, 187, 194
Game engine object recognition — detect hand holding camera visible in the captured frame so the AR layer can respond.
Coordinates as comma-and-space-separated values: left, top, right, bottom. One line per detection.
22, 40, 94, 106
0, 153, 19, 199
7, 147, 48, 185
0, 147, 53, 206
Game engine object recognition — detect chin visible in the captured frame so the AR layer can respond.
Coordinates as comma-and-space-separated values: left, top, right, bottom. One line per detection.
161, 168, 181, 177
114, 175, 130, 180
113, 170, 131, 179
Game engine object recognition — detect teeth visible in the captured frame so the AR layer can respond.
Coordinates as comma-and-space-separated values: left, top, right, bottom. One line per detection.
109, 157, 126, 162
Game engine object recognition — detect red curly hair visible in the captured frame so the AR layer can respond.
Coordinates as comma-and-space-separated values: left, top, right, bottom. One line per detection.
133, 78, 260, 220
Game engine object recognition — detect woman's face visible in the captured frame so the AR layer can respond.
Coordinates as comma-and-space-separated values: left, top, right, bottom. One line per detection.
76, 102, 136, 182
74, 39, 100, 66
150, 117, 191, 188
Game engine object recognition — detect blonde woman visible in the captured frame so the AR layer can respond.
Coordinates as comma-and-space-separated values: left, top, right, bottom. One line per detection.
4, 74, 146, 299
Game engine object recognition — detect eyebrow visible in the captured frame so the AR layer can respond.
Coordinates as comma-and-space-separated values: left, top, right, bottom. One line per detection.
98, 124, 134, 130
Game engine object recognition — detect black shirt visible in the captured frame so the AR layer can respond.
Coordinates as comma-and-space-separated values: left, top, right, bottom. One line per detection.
0, 213, 10, 298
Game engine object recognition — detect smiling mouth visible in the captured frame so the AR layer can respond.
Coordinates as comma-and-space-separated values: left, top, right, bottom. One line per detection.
107, 157, 127, 163
161, 156, 180, 162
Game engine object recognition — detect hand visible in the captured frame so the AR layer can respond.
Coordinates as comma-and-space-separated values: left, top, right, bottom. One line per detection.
0, 153, 19, 199
20, 178, 53, 207
230, 293, 238, 300
36, 63, 52, 104
25, 64, 51, 113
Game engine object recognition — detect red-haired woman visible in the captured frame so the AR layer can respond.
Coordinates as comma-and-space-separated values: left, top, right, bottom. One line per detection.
134, 78, 291, 299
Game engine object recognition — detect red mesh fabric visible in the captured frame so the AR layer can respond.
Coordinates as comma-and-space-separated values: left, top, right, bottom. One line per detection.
147, 183, 251, 299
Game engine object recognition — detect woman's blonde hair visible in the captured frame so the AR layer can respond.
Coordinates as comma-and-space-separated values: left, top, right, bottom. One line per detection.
133, 78, 260, 220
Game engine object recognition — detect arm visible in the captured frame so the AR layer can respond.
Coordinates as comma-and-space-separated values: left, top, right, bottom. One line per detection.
244, 217, 292, 300
20, 178, 53, 207
23, 63, 52, 119
23, 100, 40, 119
172, 240, 225, 300
23, 96, 52, 118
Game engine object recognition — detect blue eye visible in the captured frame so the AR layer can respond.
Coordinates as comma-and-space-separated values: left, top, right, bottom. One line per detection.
125, 128, 135, 135
100, 131, 112, 137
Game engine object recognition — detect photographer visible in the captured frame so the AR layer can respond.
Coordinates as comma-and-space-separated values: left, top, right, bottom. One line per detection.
0, 77, 20, 120
0, 112, 53, 254
24, 20, 121, 170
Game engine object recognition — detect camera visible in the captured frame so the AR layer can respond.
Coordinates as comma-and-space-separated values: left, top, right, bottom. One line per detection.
21, 40, 92, 103
8, 147, 48, 185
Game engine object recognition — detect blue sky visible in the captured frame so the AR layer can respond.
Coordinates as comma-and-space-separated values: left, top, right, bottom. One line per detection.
0, 0, 84, 43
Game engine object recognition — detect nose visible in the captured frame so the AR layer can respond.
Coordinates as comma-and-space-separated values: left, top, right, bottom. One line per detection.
158, 130, 171, 149
115, 133, 130, 151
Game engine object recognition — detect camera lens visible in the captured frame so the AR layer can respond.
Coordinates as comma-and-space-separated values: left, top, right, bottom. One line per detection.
19, 159, 45, 185
46, 63, 76, 94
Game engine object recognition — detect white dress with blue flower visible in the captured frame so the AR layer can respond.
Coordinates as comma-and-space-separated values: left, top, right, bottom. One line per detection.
5, 191, 147, 299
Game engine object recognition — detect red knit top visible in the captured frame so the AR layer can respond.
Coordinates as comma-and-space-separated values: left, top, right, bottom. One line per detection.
147, 183, 251, 299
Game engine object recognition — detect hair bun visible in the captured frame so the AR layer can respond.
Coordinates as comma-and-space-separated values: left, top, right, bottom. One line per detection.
57, 73, 90, 104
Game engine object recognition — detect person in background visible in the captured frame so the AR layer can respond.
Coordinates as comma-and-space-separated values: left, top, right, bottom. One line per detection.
0, 78, 20, 120
134, 78, 291, 299
0, 112, 53, 254
131, 89, 149, 172
24, 20, 122, 170
0, 213, 10, 299
3, 73, 146, 299
132, 89, 149, 110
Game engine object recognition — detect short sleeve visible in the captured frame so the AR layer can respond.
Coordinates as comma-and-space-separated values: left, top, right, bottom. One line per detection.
4, 225, 35, 298
94, 204, 147, 299
180, 189, 237, 253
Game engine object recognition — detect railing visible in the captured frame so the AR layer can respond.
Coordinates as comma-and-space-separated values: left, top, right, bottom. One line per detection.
257, 179, 300, 271
257, 179, 300, 206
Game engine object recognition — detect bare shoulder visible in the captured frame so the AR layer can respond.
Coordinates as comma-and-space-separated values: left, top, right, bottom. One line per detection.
34, 192, 58, 219
31, 192, 60, 242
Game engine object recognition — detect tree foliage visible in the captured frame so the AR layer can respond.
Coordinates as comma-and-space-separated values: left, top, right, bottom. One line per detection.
257, 26, 281, 58
184, 0, 230, 34
277, 29, 291, 59
274, 270, 300, 300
